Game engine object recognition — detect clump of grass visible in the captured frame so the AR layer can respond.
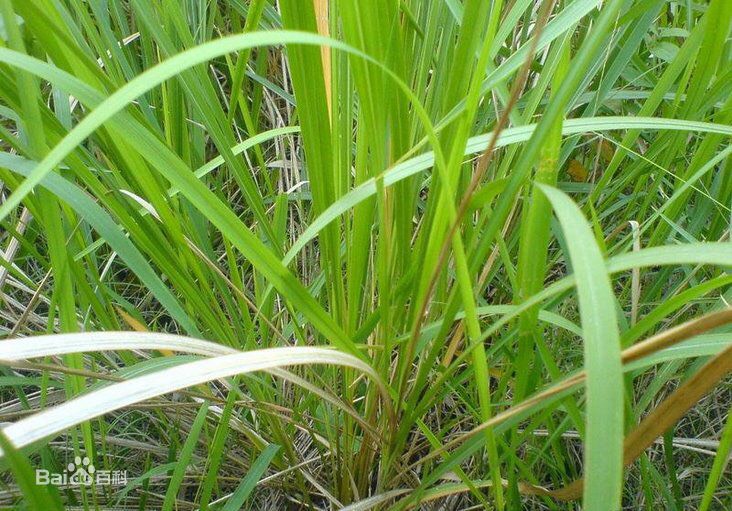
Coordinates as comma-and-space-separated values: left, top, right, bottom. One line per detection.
0, 0, 731, 509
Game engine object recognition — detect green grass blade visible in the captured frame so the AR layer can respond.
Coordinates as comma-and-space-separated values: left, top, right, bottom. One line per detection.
0, 430, 63, 511
220, 444, 280, 511
162, 401, 210, 511
537, 185, 624, 509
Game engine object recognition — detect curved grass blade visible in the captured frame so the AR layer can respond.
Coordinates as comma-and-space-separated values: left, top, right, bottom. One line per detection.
0, 331, 234, 360
0, 32, 449, 355
0, 332, 380, 438
284, 117, 732, 265
0, 343, 390, 457
0, 29, 446, 222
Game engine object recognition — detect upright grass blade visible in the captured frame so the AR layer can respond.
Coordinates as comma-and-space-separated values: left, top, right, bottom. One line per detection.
0, 152, 200, 335
514, 35, 571, 401
537, 185, 624, 510
508, 30, 571, 507
221, 444, 280, 511
0, 29, 451, 355
0, 430, 63, 511
0, 1, 729, 507
161, 401, 210, 511
547, 344, 732, 502
699, 410, 732, 511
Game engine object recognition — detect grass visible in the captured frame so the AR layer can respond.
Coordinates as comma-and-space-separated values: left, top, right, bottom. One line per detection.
0, 0, 730, 509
